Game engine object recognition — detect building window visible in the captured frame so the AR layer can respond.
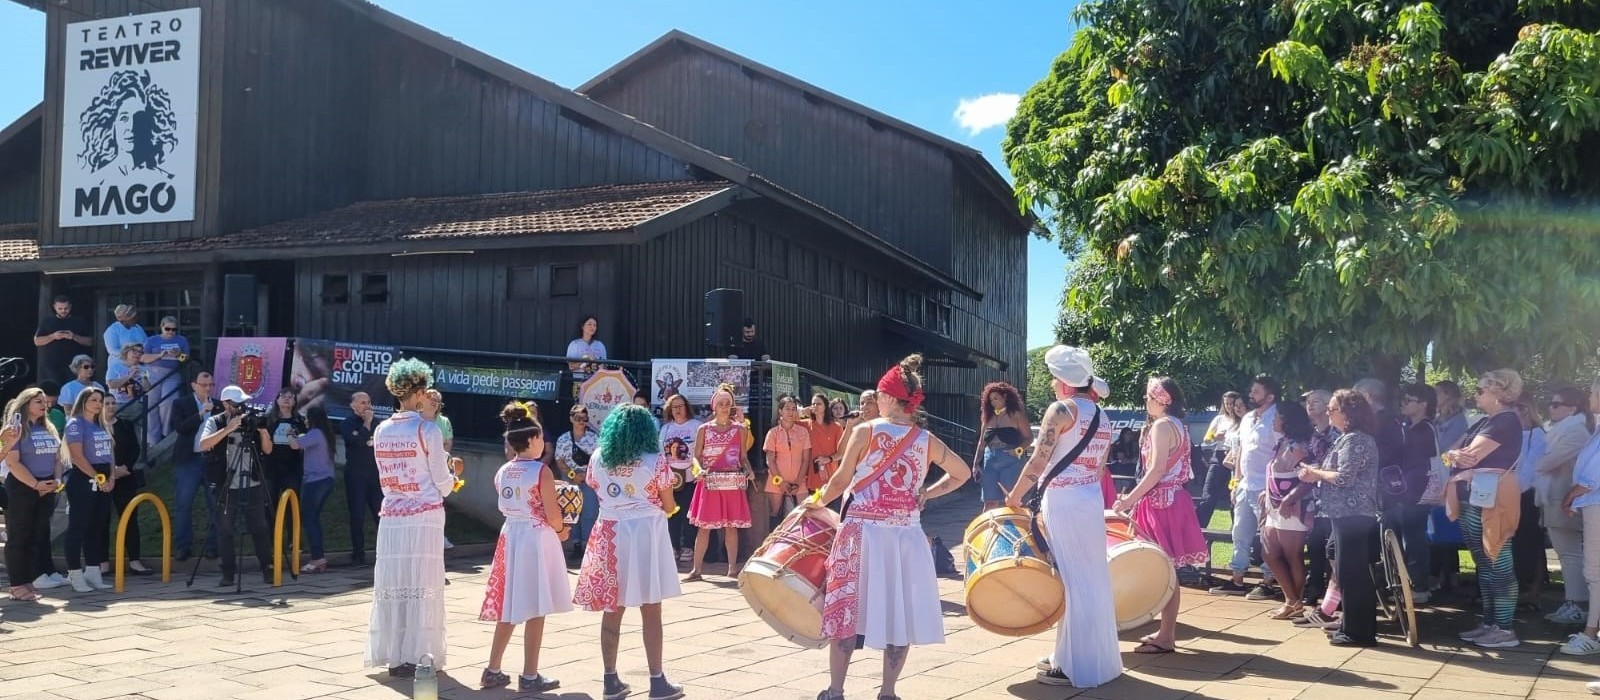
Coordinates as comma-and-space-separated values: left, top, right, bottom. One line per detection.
550, 265, 579, 297
926, 298, 951, 336
360, 272, 389, 305
508, 266, 537, 300
320, 274, 349, 305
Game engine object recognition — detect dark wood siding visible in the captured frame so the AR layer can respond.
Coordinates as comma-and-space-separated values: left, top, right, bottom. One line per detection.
37, 0, 691, 247
0, 117, 41, 226
587, 46, 954, 271
38, 0, 228, 247
951, 168, 1028, 388
295, 249, 617, 355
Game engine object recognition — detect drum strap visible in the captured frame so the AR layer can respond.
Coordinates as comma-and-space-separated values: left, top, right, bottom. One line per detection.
839, 427, 923, 518
1027, 403, 1102, 565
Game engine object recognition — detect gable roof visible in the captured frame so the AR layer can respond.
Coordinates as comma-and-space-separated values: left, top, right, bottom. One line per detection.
325, 1, 978, 299
0, 181, 738, 270
579, 30, 1033, 234
0, 103, 41, 148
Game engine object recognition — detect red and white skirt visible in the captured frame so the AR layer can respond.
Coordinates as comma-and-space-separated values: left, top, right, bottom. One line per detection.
573, 513, 682, 612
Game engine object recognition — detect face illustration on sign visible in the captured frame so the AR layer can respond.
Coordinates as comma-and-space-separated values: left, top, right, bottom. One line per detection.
79, 70, 179, 178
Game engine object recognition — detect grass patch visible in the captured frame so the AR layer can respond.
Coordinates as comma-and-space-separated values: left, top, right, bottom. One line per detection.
1201, 508, 1479, 576
117, 463, 497, 560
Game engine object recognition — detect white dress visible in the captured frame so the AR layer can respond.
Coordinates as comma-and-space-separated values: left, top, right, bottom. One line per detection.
366, 411, 455, 669
1037, 396, 1123, 687
479, 458, 573, 624
821, 419, 944, 649
572, 453, 682, 611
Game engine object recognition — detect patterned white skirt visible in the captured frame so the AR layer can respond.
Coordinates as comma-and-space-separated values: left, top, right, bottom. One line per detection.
479, 521, 573, 624
366, 509, 448, 669
573, 514, 681, 612
822, 518, 944, 649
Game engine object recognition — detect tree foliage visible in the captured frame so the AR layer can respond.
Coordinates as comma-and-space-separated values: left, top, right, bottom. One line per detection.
1007, 0, 1600, 387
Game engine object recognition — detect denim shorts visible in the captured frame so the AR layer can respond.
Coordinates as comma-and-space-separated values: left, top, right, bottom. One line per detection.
980, 447, 1024, 501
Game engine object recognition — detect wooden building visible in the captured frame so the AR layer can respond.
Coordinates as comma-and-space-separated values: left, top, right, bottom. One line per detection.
0, 0, 1029, 436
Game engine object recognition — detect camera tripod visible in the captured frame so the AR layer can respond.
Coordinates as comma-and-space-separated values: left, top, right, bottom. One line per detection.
185, 422, 297, 594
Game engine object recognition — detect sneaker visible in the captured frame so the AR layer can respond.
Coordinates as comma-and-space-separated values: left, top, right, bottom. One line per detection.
443, 536, 455, 550
648, 675, 684, 700
1587, 680, 1600, 695
1458, 623, 1493, 642
1548, 601, 1588, 625
520, 674, 560, 693
1035, 656, 1051, 671
389, 664, 416, 679
1246, 585, 1279, 601
1209, 580, 1250, 596
1562, 634, 1600, 656
678, 548, 692, 563
480, 669, 511, 689
48, 572, 67, 586
218, 573, 236, 588
1036, 668, 1074, 686
66, 569, 93, 593
127, 560, 153, 576
31, 574, 64, 590
1292, 609, 1332, 628
1473, 627, 1520, 649
1328, 633, 1377, 647
603, 673, 630, 700
83, 567, 113, 591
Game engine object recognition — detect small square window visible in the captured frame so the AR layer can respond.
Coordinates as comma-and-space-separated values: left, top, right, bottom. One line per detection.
508, 266, 537, 300
320, 274, 349, 305
550, 265, 579, 298
360, 272, 389, 305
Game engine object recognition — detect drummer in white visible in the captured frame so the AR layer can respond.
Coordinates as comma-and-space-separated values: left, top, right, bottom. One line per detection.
1006, 345, 1123, 688
806, 354, 970, 700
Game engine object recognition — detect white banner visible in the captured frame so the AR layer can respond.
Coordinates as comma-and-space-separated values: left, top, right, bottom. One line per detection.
60, 8, 201, 227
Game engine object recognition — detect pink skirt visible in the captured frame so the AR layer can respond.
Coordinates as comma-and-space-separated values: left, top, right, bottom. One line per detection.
1100, 470, 1117, 508
688, 478, 752, 529
1132, 493, 1208, 568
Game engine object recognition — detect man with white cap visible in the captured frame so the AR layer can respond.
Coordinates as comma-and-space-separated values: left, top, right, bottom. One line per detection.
1005, 346, 1122, 688
198, 385, 274, 587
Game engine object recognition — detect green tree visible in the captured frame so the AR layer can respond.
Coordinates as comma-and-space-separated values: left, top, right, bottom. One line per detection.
1007, 0, 1600, 387
1025, 346, 1055, 420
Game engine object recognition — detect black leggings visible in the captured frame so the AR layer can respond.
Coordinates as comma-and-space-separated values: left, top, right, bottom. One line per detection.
4, 476, 57, 586
1302, 516, 1334, 605
667, 478, 696, 551
64, 467, 112, 570
1194, 450, 1232, 528
1332, 516, 1378, 643
110, 470, 147, 561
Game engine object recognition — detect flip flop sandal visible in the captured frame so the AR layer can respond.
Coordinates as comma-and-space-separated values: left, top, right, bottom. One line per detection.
683, 573, 704, 583
1134, 642, 1175, 654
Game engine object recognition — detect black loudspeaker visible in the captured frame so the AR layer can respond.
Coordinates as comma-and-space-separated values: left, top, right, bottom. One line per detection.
704, 288, 743, 348
223, 274, 257, 328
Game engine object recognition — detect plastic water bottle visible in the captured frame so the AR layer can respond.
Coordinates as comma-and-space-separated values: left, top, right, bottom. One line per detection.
412, 654, 437, 700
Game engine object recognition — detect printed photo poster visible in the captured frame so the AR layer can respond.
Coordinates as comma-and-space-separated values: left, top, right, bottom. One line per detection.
211, 337, 288, 410
650, 359, 751, 421
577, 368, 637, 425
290, 339, 398, 420
60, 8, 202, 227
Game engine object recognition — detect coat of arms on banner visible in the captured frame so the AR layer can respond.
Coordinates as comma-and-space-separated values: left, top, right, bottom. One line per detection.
229, 343, 265, 396
578, 369, 636, 425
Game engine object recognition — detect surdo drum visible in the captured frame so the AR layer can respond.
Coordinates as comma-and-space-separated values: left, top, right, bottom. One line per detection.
961, 507, 1065, 636
738, 505, 840, 648
1104, 511, 1177, 631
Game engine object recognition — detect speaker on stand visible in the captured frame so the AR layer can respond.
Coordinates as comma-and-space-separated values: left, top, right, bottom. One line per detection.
704, 288, 743, 355
223, 274, 257, 337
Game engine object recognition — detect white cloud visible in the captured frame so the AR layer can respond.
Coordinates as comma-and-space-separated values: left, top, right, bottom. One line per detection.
954, 93, 1021, 136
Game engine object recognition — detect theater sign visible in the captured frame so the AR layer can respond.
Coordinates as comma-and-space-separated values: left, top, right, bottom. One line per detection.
59, 8, 200, 227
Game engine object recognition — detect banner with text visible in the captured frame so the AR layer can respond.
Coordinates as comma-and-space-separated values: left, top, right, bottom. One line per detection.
211, 337, 288, 410
650, 359, 751, 420
577, 368, 637, 425
769, 361, 798, 414
61, 8, 201, 227
433, 364, 560, 401
290, 339, 397, 420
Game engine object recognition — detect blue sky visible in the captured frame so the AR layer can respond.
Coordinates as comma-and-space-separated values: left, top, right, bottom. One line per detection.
0, 0, 1076, 349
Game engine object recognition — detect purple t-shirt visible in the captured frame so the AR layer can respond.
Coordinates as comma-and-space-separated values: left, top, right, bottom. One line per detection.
65, 416, 114, 465
300, 428, 335, 483
13, 425, 61, 479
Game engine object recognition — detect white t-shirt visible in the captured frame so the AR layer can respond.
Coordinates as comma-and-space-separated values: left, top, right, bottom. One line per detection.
565, 339, 607, 362
587, 453, 673, 521
659, 419, 701, 478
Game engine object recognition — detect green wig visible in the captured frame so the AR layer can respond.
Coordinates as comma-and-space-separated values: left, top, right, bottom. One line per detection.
597, 404, 660, 468
385, 357, 434, 399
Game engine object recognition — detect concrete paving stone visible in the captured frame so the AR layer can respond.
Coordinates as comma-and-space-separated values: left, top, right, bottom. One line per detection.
49, 678, 168, 700
138, 679, 264, 700
230, 680, 347, 700
218, 650, 326, 673
1294, 686, 1412, 700
0, 674, 85, 697
1421, 671, 1536, 696
1533, 673, 1596, 694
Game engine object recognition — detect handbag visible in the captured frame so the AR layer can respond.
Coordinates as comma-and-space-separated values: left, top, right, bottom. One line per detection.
1416, 455, 1450, 506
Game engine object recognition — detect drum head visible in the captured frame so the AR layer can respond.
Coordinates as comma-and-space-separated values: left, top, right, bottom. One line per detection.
738, 563, 826, 649
966, 559, 1065, 636
1108, 541, 1177, 631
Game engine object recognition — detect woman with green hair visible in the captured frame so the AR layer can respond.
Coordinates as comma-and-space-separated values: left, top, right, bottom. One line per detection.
572, 404, 685, 700
365, 358, 459, 678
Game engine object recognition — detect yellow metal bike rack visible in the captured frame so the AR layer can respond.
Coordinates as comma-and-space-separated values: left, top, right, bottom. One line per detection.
273, 489, 301, 587
113, 493, 172, 593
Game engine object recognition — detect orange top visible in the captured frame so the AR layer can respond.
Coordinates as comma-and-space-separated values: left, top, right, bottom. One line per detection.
807, 420, 845, 464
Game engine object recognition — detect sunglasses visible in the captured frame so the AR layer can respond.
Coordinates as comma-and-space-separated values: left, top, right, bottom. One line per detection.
162, 327, 176, 332
1550, 401, 1567, 408
1329, 406, 1343, 414
571, 414, 588, 420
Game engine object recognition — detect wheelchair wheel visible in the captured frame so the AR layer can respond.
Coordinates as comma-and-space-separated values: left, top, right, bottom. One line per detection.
1382, 529, 1418, 647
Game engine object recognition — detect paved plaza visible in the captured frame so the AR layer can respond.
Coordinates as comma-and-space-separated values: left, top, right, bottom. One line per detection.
1, 488, 1596, 700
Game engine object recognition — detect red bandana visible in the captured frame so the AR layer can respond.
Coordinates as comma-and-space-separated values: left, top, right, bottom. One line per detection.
876, 365, 925, 413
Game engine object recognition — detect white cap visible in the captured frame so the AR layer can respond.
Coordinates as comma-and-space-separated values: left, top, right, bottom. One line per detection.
1092, 376, 1110, 399
1044, 345, 1095, 387
218, 385, 251, 404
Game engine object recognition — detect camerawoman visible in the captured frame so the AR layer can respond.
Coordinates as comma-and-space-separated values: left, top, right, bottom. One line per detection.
197, 385, 276, 587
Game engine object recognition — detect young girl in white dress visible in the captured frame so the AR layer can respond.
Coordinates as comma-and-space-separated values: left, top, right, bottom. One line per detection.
478, 402, 572, 692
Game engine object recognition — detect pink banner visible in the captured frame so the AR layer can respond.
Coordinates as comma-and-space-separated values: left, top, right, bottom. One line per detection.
212, 337, 290, 410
